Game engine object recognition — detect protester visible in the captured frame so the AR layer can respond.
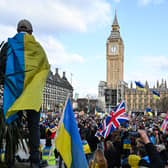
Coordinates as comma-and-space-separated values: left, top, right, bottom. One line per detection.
2, 102, 167, 168
89, 149, 107, 168
138, 129, 164, 168
86, 123, 100, 162
127, 146, 140, 168
104, 140, 121, 168
0, 19, 50, 168
138, 146, 150, 167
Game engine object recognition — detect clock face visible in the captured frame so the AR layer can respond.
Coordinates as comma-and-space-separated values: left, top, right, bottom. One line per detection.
110, 45, 117, 54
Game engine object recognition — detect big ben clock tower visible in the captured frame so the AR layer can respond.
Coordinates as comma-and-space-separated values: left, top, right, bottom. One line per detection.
106, 12, 124, 89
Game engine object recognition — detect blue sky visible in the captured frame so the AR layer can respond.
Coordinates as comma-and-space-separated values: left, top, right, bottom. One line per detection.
1, 0, 168, 98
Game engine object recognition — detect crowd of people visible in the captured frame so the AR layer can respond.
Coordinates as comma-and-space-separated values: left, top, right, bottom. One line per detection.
37, 112, 168, 168
1, 18, 167, 168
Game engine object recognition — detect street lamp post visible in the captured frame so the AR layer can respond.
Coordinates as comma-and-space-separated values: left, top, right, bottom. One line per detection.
117, 80, 128, 103
86, 94, 90, 113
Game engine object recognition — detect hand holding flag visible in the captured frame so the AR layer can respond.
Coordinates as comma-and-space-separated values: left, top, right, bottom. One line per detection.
55, 98, 88, 168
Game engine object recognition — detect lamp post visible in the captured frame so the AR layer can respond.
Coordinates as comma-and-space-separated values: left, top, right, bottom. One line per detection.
117, 80, 128, 103
87, 94, 90, 113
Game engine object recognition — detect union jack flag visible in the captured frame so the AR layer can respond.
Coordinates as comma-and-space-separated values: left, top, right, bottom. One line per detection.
96, 101, 129, 139
161, 112, 168, 133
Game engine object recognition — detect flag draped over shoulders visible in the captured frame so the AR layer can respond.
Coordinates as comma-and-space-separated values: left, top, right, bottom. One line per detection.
3, 33, 50, 123
55, 98, 88, 168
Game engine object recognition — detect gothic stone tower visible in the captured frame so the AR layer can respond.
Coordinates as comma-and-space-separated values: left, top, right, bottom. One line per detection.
106, 12, 124, 89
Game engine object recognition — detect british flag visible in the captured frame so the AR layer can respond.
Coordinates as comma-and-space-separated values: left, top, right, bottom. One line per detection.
96, 101, 129, 139
161, 112, 168, 133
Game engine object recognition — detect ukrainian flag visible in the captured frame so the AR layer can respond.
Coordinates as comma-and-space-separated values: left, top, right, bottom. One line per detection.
55, 98, 88, 168
135, 81, 146, 92
123, 139, 131, 150
152, 90, 160, 100
146, 108, 153, 116
3, 32, 50, 123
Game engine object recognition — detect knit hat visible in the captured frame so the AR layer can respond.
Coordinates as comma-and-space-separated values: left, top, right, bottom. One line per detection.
128, 154, 141, 168
17, 19, 33, 33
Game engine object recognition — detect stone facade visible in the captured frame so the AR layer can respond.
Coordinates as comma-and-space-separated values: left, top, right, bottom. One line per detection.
42, 68, 73, 112
106, 12, 124, 89
124, 80, 168, 113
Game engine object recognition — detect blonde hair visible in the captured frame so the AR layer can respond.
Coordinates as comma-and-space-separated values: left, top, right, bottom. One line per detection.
89, 149, 107, 168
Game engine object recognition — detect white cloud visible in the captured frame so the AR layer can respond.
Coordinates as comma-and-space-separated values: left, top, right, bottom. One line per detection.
0, 25, 84, 66
143, 55, 168, 70
0, 24, 16, 41
77, 86, 98, 98
0, 0, 112, 98
39, 36, 85, 66
125, 55, 168, 87
138, 0, 165, 6
0, 0, 111, 33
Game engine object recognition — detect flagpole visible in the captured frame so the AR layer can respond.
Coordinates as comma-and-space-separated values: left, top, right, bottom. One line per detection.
47, 93, 71, 160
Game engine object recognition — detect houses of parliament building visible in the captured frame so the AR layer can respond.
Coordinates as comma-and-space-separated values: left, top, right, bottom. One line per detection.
98, 12, 168, 113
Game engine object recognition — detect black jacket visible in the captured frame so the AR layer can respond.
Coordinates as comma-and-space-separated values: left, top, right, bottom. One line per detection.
104, 147, 121, 168
86, 129, 99, 152
145, 143, 164, 168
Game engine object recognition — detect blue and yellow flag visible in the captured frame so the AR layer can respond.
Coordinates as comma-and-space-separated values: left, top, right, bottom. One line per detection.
152, 90, 160, 100
146, 108, 153, 116
82, 140, 91, 154
135, 81, 146, 91
55, 98, 88, 168
146, 107, 151, 112
3, 33, 50, 123
123, 138, 131, 150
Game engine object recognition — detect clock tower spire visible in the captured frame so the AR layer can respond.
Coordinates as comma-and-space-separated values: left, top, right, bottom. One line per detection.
108, 10, 120, 40
106, 11, 124, 89
112, 10, 119, 30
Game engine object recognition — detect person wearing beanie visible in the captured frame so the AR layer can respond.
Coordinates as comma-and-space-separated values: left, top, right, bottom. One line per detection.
17, 19, 33, 34
0, 19, 50, 168
128, 154, 141, 168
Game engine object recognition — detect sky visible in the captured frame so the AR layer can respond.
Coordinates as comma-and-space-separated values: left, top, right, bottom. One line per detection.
1, 0, 168, 98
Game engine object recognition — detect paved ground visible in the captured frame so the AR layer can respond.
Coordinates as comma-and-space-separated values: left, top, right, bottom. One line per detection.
0, 162, 65, 168
0, 139, 65, 167
15, 162, 60, 168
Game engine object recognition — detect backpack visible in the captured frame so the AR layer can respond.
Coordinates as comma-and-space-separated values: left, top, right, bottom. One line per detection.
0, 41, 8, 85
